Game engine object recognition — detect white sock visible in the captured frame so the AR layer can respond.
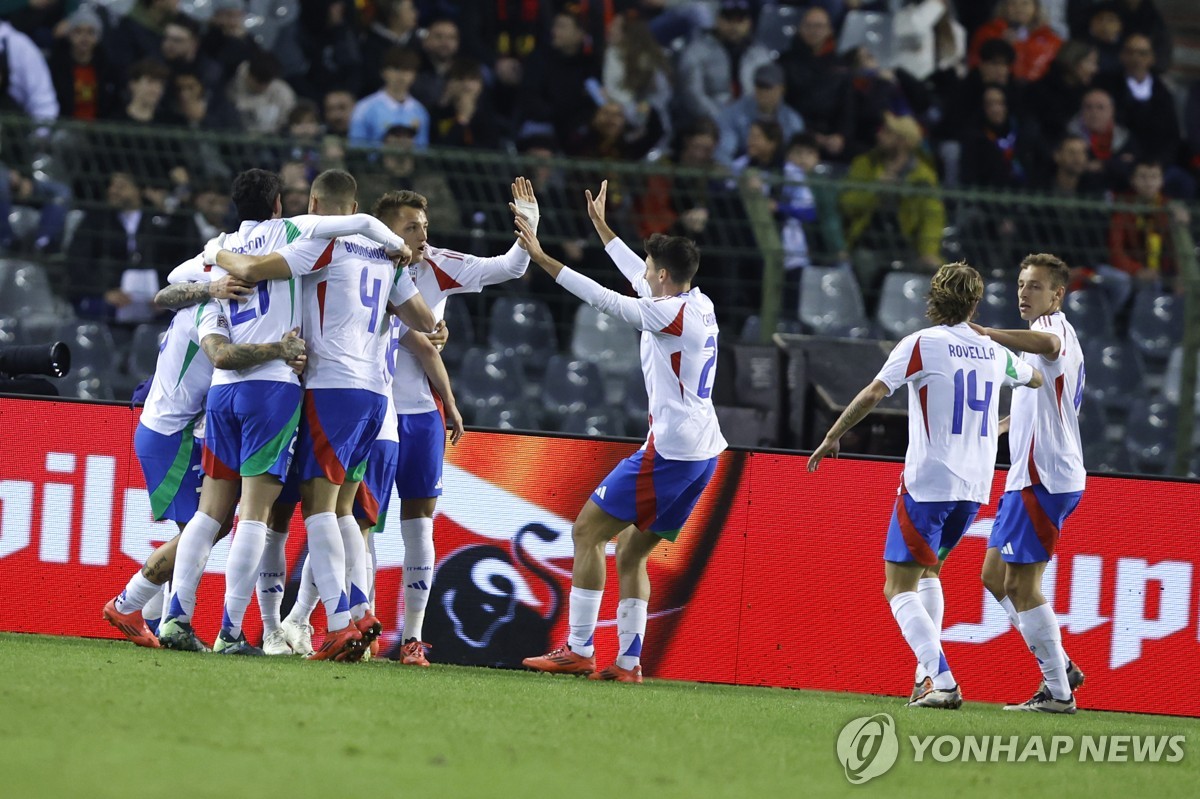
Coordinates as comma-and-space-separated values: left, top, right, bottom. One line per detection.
256, 529, 288, 636
1018, 603, 1070, 700
115, 571, 161, 614
567, 586, 603, 657
915, 578, 944, 681
999, 596, 1022, 630
615, 598, 648, 670
305, 512, 350, 631
365, 533, 377, 608
221, 519, 268, 638
143, 582, 166, 623
166, 512, 221, 622
339, 515, 370, 620
889, 592, 954, 690
287, 554, 319, 624
400, 517, 435, 641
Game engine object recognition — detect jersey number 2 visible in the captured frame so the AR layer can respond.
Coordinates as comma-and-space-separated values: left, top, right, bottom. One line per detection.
952, 368, 994, 436
697, 335, 718, 399
229, 282, 270, 326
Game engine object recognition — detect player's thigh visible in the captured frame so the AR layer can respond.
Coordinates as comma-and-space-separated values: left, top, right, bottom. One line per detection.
884, 560, 927, 598
574, 499, 634, 546
300, 475, 341, 518
240, 473, 285, 521
981, 546, 1007, 591
615, 526, 661, 572
197, 474, 240, 520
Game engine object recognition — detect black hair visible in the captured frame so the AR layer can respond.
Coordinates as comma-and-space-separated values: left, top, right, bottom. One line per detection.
644, 233, 701, 286
230, 168, 281, 223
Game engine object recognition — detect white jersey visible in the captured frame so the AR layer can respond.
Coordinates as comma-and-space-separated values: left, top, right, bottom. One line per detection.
207, 214, 415, 388
378, 318, 406, 443
555, 238, 726, 462
139, 299, 228, 437
392, 242, 529, 414
1005, 312, 1087, 494
275, 233, 412, 395
876, 323, 1036, 504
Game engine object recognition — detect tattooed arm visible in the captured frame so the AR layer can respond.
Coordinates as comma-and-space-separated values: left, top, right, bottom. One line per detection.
154, 275, 254, 310
201, 328, 306, 371
807, 380, 891, 472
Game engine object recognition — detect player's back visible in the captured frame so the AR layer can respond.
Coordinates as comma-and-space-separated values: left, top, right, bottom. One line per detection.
211, 218, 312, 387
1006, 312, 1086, 494
887, 323, 1028, 503
641, 287, 726, 461
139, 302, 218, 436
301, 233, 394, 395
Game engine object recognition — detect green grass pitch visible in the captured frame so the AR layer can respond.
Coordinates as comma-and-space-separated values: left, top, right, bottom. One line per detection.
2, 633, 1197, 798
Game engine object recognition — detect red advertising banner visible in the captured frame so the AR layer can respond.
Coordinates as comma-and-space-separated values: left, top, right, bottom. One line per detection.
1, 397, 1197, 717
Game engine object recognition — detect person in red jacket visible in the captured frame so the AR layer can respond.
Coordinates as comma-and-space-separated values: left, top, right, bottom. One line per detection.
1108, 159, 1190, 297
969, 0, 1063, 82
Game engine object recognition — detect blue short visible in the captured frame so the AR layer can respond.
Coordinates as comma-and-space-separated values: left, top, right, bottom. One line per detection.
203, 381, 302, 480
885, 495, 980, 567
989, 485, 1083, 564
295, 388, 387, 485
394, 410, 446, 499
135, 421, 202, 523
355, 438, 400, 531
590, 446, 717, 542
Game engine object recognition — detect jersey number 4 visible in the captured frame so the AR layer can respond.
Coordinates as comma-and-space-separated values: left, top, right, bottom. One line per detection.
952, 368, 994, 436
360, 267, 383, 333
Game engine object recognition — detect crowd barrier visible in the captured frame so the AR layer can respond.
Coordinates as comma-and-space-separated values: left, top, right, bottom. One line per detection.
1, 396, 1197, 717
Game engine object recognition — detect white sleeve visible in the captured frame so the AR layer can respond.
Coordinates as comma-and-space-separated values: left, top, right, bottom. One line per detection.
604, 238, 652, 298
195, 300, 230, 341
874, 335, 923, 395
556, 267, 684, 333
303, 213, 405, 250
275, 238, 336, 278
6, 28, 58, 121
167, 254, 210, 284
389, 266, 419, 307
430, 243, 530, 293
1000, 348, 1037, 388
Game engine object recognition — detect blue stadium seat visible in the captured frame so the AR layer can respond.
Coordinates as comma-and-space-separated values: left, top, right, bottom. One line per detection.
1081, 339, 1143, 415
570, 304, 639, 377
0, 259, 56, 317
875, 272, 932, 339
558, 406, 627, 437
127, 322, 170, 380
621, 365, 649, 435
740, 315, 803, 343
1128, 290, 1183, 362
974, 279, 1023, 330
0, 315, 19, 346
487, 296, 557, 377
1061, 289, 1115, 342
1124, 396, 1178, 474
453, 347, 527, 419
473, 402, 540, 431
55, 321, 117, 378
1163, 346, 1200, 412
541, 355, 603, 424
799, 266, 872, 338
440, 297, 476, 370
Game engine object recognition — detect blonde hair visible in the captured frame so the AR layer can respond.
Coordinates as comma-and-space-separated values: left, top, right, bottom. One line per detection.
927, 262, 984, 325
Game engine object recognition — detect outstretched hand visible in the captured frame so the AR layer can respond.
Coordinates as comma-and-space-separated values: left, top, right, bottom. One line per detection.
514, 215, 546, 263
585, 181, 608, 226
806, 437, 840, 473
511, 175, 537, 208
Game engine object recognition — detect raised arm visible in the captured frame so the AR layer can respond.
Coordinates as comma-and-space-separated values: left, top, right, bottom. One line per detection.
585, 181, 652, 296
302, 213, 405, 250
400, 329, 464, 445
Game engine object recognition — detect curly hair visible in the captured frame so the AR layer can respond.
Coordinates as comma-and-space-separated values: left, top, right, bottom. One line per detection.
926, 262, 984, 326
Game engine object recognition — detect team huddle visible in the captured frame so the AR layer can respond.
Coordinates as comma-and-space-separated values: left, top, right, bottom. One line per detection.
99, 163, 1084, 705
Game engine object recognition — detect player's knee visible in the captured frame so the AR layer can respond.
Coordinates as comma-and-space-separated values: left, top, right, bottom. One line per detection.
614, 539, 644, 575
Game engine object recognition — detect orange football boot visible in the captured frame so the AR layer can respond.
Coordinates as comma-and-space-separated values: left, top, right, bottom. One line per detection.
103, 598, 161, 649
399, 639, 431, 667
589, 663, 643, 683
522, 644, 595, 675
308, 624, 364, 662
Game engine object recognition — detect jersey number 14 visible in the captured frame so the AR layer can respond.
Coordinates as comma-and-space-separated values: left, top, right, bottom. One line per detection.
952, 368, 994, 436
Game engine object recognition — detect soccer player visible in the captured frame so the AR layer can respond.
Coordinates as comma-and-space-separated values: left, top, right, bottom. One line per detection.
519, 183, 726, 683
209, 169, 438, 661
158, 168, 434, 654
101, 270, 294, 647
362, 181, 537, 665
808, 262, 1043, 709
277, 317, 465, 659
972, 253, 1086, 713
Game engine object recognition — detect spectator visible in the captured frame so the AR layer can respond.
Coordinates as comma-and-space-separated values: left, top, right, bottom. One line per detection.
1108, 159, 1188, 300
1082, 2, 1124, 77
778, 132, 847, 270
112, 57, 169, 124
322, 89, 355, 137
227, 52, 297, 135
969, 0, 1062, 82
780, 6, 851, 162
602, 12, 673, 147
717, 63, 805, 165
568, 99, 664, 163
298, 0, 363, 98
159, 13, 221, 93
1097, 33, 1185, 195
844, 46, 913, 161
0, 165, 71, 255
202, 0, 261, 84
517, 9, 600, 146
350, 47, 430, 147
66, 171, 191, 321
1024, 40, 1099, 147
1112, 0, 1171, 71
677, 0, 772, 127
962, 85, 1035, 188
731, 118, 785, 175
363, 0, 421, 85
6, 0, 74, 53
356, 124, 459, 230
429, 59, 500, 149
937, 37, 1017, 145
840, 113, 945, 270
0, 19, 59, 120
1067, 86, 1135, 189
50, 7, 118, 122
636, 120, 728, 238
1026, 133, 1110, 281
190, 181, 231, 243
891, 0, 968, 81
168, 70, 239, 132
412, 17, 462, 110
108, 0, 178, 76
280, 100, 324, 178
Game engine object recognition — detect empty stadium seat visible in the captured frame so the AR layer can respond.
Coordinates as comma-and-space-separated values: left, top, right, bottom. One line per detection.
798, 266, 872, 338
487, 296, 557, 376
740, 315, 803, 343
453, 347, 527, 418
875, 272, 932, 339
570, 304, 639, 377
0, 316, 19, 346
1081, 339, 1143, 415
473, 402, 541, 431
127, 322, 170, 380
1124, 396, 1178, 473
974, 279, 1023, 330
541, 355, 603, 423
1163, 346, 1200, 411
756, 3, 802, 56
1061, 289, 1115, 342
55, 321, 117, 377
621, 366, 649, 434
0, 260, 56, 317
1128, 290, 1183, 362
440, 297, 476, 370
558, 406, 627, 437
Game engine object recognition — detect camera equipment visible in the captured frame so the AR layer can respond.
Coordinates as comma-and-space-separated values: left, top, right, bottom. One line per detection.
0, 341, 71, 378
